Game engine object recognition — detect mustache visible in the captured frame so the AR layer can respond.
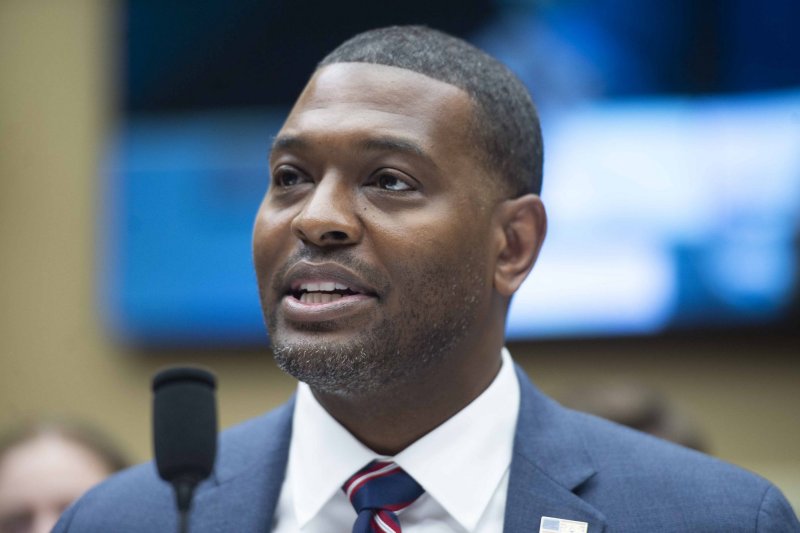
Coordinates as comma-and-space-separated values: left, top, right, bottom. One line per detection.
269, 248, 389, 296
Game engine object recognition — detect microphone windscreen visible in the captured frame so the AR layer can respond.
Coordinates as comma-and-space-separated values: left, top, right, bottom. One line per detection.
152, 367, 218, 485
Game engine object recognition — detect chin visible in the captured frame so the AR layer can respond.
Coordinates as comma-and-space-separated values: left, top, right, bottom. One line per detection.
269, 330, 415, 395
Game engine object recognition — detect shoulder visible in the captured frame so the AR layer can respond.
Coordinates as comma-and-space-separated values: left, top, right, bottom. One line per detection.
570, 408, 769, 499
53, 400, 295, 532
512, 367, 799, 531
52, 461, 174, 532
572, 410, 798, 531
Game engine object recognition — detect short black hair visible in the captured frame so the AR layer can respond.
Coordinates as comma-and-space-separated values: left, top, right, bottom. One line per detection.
319, 25, 543, 197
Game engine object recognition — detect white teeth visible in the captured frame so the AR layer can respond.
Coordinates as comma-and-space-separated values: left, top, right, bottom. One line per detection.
299, 281, 350, 292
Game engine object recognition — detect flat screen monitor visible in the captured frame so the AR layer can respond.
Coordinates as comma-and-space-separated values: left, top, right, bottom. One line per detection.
100, 90, 800, 346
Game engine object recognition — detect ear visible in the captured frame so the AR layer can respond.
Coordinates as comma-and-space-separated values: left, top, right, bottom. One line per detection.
492, 194, 547, 298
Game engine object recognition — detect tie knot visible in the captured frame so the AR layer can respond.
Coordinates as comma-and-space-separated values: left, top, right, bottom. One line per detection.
342, 460, 424, 533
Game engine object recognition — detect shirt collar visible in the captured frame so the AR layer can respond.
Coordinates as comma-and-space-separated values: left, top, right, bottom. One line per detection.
288, 348, 520, 531
289, 381, 377, 527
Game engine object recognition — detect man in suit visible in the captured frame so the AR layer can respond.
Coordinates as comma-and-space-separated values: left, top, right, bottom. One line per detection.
55, 25, 798, 532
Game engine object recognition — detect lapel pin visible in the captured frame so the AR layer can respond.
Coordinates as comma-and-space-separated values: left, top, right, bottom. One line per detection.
539, 516, 589, 533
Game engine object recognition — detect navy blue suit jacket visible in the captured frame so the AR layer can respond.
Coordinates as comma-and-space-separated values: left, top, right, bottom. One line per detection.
55, 366, 799, 532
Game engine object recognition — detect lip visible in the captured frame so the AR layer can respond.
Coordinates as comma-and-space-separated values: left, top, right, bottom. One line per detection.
278, 261, 380, 324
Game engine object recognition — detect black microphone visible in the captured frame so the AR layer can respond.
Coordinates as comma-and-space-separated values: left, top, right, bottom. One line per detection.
152, 367, 218, 533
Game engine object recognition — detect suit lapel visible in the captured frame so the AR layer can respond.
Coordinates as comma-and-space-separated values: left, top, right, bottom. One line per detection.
194, 396, 295, 532
504, 367, 607, 533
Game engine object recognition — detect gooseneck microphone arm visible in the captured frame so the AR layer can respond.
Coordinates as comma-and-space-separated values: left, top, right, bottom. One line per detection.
152, 367, 218, 533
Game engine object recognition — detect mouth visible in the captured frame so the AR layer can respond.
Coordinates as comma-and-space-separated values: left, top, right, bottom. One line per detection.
289, 281, 364, 304
277, 262, 381, 323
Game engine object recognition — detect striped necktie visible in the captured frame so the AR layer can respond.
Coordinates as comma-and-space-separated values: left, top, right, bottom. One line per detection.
342, 460, 425, 533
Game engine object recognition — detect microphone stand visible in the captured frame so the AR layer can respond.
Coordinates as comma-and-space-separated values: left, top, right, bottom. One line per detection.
174, 478, 196, 533
152, 366, 217, 533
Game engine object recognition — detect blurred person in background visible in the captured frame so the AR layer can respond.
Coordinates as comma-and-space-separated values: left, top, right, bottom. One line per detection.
558, 383, 709, 453
0, 420, 127, 533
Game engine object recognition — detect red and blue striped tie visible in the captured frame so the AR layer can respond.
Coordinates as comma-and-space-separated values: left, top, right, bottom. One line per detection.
342, 460, 425, 533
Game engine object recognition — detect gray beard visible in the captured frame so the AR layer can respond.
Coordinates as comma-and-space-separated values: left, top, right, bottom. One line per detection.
270, 305, 472, 397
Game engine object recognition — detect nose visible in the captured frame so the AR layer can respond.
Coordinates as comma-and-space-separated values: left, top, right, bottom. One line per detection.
291, 177, 361, 246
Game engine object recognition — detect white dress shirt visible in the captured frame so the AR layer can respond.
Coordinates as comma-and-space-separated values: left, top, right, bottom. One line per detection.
272, 348, 520, 532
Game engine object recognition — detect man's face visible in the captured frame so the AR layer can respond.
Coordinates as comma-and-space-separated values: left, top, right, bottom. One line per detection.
253, 63, 502, 395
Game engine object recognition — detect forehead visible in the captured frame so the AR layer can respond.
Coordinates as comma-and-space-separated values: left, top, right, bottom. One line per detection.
277, 62, 475, 156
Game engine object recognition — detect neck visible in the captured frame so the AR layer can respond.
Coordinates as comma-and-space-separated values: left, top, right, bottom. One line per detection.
311, 347, 503, 455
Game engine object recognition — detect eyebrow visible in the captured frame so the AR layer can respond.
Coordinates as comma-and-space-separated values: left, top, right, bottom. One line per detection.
270, 135, 307, 154
270, 134, 437, 169
359, 137, 428, 159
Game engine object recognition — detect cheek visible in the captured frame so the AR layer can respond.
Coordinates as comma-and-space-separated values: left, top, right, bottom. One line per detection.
367, 210, 443, 258
370, 207, 492, 280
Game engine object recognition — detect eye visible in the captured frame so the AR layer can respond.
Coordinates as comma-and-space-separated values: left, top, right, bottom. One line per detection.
272, 165, 310, 188
370, 170, 416, 192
